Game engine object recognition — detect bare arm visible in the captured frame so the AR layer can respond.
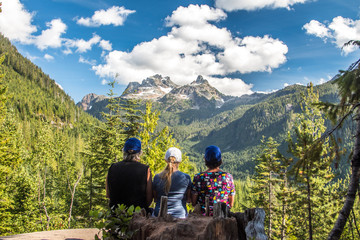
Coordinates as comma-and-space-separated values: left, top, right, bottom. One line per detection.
105, 174, 109, 198
228, 195, 234, 208
146, 167, 153, 207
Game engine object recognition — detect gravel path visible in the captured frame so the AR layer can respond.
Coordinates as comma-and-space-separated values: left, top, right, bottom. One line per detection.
0, 228, 100, 240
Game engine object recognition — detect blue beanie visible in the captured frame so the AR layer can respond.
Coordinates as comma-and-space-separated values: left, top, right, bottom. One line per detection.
204, 145, 221, 163
123, 138, 141, 154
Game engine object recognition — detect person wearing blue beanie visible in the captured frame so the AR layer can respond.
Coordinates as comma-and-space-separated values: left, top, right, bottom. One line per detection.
191, 145, 235, 215
106, 138, 153, 212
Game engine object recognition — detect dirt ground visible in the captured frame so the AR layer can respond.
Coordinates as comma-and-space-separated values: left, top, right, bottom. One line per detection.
0, 228, 100, 240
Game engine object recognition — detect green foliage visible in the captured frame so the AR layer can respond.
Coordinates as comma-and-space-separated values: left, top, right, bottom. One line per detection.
286, 83, 338, 239
90, 204, 141, 240
251, 136, 291, 239
139, 101, 195, 175
0, 35, 100, 234
250, 84, 349, 240
232, 177, 254, 212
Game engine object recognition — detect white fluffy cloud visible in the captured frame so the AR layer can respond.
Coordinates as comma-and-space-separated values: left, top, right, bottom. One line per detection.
0, 0, 68, 50
65, 34, 101, 53
303, 20, 331, 39
0, 0, 37, 43
101, 79, 110, 85
64, 34, 113, 53
44, 54, 54, 61
215, 0, 312, 11
93, 4, 288, 97
76, 6, 135, 27
99, 40, 113, 51
79, 56, 97, 66
207, 76, 253, 96
35, 19, 67, 50
0, 0, 113, 56
304, 16, 360, 54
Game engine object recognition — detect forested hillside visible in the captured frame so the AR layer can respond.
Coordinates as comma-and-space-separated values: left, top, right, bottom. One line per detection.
0, 34, 103, 234
0, 34, 194, 236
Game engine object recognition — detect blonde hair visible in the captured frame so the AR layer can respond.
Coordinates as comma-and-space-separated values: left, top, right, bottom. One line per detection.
159, 156, 179, 194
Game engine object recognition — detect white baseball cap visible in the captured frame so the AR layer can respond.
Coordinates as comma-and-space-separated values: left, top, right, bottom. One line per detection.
165, 147, 182, 162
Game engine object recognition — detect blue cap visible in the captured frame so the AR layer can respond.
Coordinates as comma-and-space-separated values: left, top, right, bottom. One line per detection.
123, 138, 141, 154
204, 145, 221, 163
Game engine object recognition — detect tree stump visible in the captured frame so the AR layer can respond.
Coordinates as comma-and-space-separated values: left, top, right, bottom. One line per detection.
129, 207, 266, 240
159, 196, 168, 217
231, 208, 267, 240
213, 202, 230, 218
205, 196, 210, 216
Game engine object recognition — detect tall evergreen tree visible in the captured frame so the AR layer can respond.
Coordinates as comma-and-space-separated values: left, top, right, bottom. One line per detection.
82, 81, 143, 212
287, 83, 336, 240
83, 82, 124, 212
252, 136, 290, 239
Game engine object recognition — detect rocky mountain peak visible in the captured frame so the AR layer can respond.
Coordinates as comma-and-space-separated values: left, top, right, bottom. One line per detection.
123, 82, 141, 94
121, 75, 178, 100
161, 75, 230, 109
191, 75, 209, 85
77, 93, 108, 111
142, 74, 178, 89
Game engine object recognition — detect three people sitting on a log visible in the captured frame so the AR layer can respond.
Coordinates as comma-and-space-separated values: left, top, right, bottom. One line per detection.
106, 138, 235, 217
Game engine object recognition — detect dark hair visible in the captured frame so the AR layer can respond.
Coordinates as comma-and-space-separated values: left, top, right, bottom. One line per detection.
123, 151, 142, 162
205, 159, 222, 170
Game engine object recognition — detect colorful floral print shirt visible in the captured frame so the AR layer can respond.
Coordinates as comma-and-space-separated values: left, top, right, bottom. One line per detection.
192, 171, 235, 214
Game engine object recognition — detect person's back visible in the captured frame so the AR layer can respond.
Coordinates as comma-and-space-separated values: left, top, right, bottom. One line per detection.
106, 138, 152, 211
192, 170, 234, 214
152, 147, 191, 218
153, 170, 191, 218
192, 145, 235, 215
107, 160, 149, 210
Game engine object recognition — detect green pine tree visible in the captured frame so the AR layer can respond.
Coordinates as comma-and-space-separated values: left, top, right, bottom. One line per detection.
287, 83, 336, 240
0, 54, 22, 234
252, 136, 286, 239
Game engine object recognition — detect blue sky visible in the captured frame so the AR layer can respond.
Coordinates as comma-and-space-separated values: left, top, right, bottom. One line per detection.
0, 0, 359, 103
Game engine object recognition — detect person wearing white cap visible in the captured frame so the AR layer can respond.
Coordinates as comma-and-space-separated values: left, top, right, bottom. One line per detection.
152, 147, 192, 218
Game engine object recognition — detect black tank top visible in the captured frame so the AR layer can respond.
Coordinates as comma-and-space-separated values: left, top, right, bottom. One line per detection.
107, 161, 149, 210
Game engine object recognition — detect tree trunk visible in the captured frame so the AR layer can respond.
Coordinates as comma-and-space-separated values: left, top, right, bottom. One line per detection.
268, 172, 272, 239
281, 200, 286, 240
281, 172, 288, 240
328, 114, 360, 240
43, 168, 50, 231
37, 173, 43, 230
306, 172, 313, 240
159, 196, 168, 217
68, 172, 82, 229
89, 168, 93, 211
205, 196, 210, 216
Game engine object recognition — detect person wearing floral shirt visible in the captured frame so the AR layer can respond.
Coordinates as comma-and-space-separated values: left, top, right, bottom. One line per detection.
191, 145, 235, 215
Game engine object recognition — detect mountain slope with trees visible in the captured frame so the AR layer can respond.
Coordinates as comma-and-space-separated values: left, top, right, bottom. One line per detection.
0, 34, 102, 234
0, 34, 195, 236
79, 75, 340, 178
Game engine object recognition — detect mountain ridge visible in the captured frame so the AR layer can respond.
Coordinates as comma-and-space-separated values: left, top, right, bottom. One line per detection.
77, 74, 257, 111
